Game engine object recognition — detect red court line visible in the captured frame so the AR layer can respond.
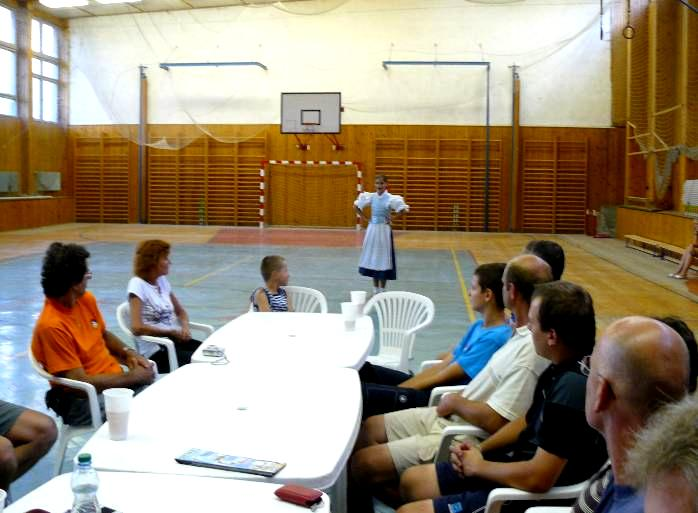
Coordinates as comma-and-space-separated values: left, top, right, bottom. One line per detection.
209, 227, 367, 247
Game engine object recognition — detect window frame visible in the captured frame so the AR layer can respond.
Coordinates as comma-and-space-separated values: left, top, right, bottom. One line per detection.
0, 4, 18, 117
31, 18, 60, 123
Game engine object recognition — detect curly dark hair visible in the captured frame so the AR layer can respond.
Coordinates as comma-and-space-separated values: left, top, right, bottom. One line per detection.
41, 242, 90, 298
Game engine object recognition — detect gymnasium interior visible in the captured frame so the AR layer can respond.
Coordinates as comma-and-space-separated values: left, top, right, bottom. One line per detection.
0, 0, 696, 508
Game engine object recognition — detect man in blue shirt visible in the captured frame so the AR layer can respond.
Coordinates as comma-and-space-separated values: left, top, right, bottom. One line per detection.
359, 262, 512, 418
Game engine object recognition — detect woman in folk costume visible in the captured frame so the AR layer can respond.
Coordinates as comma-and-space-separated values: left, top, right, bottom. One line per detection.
354, 174, 409, 294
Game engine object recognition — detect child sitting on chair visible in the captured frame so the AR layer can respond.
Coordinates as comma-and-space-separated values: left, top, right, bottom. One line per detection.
250, 255, 294, 312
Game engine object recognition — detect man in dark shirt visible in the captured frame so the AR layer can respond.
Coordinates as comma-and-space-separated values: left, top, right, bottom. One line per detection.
397, 281, 607, 513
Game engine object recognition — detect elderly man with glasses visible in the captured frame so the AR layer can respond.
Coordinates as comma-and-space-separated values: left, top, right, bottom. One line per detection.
583, 316, 689, 513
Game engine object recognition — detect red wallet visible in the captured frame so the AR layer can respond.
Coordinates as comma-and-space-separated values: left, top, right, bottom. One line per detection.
274, 484, 323, 508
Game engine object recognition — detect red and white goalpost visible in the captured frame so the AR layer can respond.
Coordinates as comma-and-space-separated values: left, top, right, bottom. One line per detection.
258, 160, 363, 229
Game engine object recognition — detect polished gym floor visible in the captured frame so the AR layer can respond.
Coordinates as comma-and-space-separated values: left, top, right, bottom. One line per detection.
0, 223, 696, 502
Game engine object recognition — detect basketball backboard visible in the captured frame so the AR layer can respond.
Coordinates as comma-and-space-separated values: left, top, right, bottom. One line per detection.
281, 92, 341, 134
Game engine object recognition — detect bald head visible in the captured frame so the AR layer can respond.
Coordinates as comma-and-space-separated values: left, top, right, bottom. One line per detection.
503, 254, 553, 307
596, 316, 689, 417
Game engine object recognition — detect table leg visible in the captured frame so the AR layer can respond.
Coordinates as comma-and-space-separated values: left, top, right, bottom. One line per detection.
328, 465, 347, 513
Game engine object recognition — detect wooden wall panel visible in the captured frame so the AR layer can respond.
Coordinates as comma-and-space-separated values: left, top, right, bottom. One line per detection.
374, 137, 503, 231
268, 164, 356, 227
146, 129, 266, 226
29, 122, 70, 195
688, 158, 698, 181
0, 118, 22, 175
0, 197, 73, 231
520, 139, 588, 233
67, 124, 623, 234
616, 207, 695, 247
73, 134, 131, 223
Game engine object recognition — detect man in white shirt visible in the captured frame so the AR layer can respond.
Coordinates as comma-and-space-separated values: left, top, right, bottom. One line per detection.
349, 254, 553, 510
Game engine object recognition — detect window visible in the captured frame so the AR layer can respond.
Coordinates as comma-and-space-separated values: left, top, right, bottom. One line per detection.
0, 5, 17, 117
31, 19, 59, 122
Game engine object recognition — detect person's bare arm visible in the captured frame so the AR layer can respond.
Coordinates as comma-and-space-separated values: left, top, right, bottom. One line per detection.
59, 364, 154, 393
103, 329, 151, 370
129, 295, 181, 340
456, 444, 567, 493
478, 415, 526, 453
355, 205, 368, 222
400, 356, 467, 390
436, 393, 508, 434
58, 330, 155, 391
170, 292, 191, 340
255, 289, 271, 312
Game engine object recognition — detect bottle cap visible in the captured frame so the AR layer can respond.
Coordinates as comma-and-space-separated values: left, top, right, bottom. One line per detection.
77, 453, 92, 464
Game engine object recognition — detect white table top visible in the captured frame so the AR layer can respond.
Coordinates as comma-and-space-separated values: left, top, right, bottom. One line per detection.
80, 362, 362, 490
6, 472, 331, 513
191, 312, 374, 370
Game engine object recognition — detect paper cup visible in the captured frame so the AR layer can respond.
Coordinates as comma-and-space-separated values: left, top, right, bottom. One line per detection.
104, 388, 134, 441
350, 290, 367, 312
341, 301, 360, 331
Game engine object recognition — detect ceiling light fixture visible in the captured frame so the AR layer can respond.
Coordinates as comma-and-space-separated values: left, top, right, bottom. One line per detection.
39, 0, 88, 7
94, 0, 143, 4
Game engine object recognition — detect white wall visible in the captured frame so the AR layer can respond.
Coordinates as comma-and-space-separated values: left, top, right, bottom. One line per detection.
69, 0, 611, 127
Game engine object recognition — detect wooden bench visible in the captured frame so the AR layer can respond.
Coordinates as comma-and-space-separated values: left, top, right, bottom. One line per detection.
625, 235, 693, 265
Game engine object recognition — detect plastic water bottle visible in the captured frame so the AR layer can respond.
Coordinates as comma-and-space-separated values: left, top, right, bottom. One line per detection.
70, 453, 100, 513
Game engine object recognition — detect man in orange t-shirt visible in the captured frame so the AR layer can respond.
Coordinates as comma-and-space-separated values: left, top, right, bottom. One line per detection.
32, 242, 155, 426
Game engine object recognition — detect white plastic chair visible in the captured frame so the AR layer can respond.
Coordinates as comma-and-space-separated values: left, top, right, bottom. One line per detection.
428, 384, 467, 407
28, 347, 102, 476
363, 291, 435, 373
420, 359, 443, 371
282, 285, 328, 313
484, 483, 586, 513
434, 424, 489, 463
116, 301, 214, 372
433, 423, 586, 513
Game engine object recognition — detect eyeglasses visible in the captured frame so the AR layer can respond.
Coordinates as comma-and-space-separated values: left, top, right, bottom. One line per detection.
579, 355, 591, 376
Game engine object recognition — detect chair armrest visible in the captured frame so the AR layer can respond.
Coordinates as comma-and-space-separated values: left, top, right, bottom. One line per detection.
434, 425, 489, 463
142, 335, 177, 372
405, 318, 433, 337
189, 322, 214, 337
49, 376, 102, 430
428, 385, 466, 407
524, 508, 572, 513
420, 359, 442, 371
485, 481, 588, 513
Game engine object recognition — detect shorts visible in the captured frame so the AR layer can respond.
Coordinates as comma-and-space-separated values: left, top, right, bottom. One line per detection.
432, 450, 546, 513
433, 461, 497, 513
362, 382, 432, 419
384, 407, 457, 473
0, 400, 26, 436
